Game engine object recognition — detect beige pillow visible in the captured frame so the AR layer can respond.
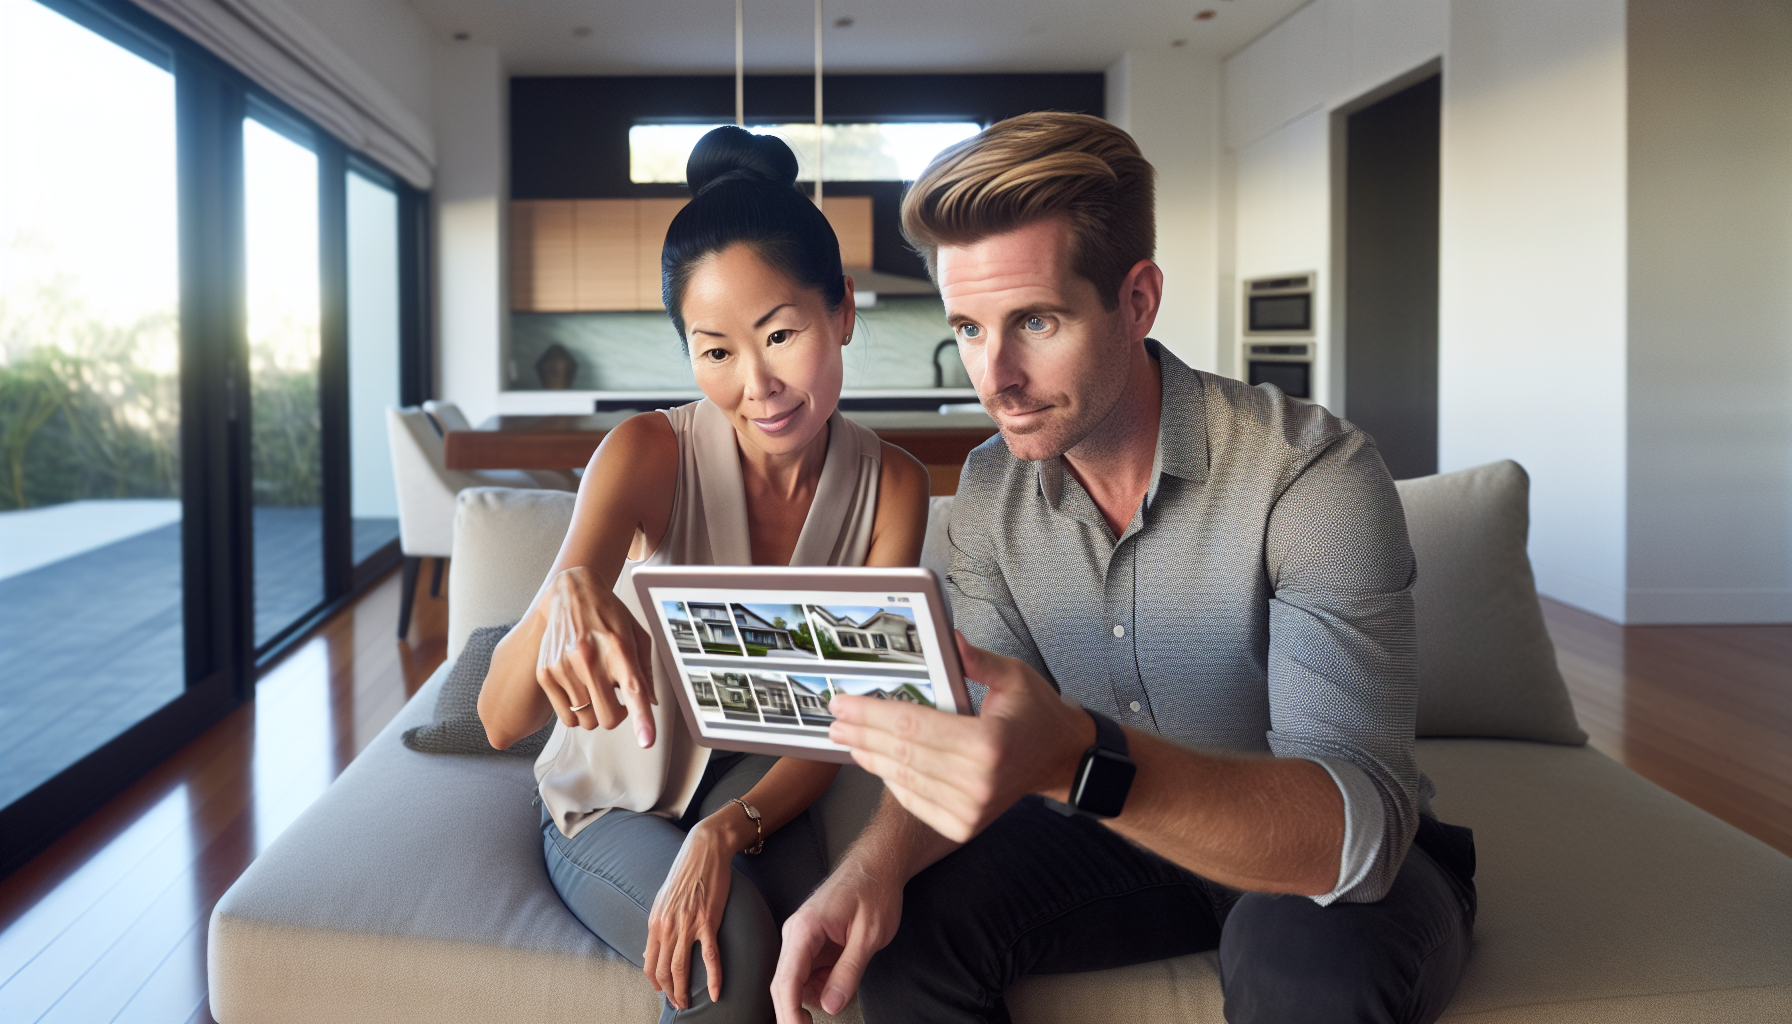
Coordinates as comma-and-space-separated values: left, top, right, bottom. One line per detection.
1396, 460, 1587, 744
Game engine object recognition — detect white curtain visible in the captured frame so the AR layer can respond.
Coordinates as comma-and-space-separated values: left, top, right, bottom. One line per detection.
130, 0, 434, 189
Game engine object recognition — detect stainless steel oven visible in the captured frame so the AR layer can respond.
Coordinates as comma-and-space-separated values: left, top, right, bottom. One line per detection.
1241, 273, 1315, 401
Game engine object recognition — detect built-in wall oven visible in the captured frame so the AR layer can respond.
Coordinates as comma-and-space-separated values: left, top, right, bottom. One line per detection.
1241, 273, 1316, 401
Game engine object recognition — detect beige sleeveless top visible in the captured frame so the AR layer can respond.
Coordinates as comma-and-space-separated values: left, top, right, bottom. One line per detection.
535, 398, 884, 838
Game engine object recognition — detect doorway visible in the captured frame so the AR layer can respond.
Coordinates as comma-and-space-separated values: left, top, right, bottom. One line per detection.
1343, 73, 1440, 480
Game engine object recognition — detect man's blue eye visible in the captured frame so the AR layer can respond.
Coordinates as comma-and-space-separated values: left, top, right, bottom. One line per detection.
961, 325, 981, 340
1026, 316, 1048, 332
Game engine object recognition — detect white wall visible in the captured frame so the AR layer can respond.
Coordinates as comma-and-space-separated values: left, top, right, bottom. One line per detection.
1439, 0, 1630, 620
1223, 0, 1641, 622
1221, 0, 1445, 408
1625, 0, 1792, 623
1106, 49, 1223, 372
433, 44, 507, 426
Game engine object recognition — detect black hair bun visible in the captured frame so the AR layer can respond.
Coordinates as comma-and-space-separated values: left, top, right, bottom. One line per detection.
687, 126, 800, 195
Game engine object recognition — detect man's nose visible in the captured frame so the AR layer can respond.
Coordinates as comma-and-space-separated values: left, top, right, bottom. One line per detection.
977, 332, 1026, 398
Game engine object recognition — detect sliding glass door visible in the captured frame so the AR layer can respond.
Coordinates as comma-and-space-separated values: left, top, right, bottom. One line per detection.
346, 168, 402, 565
0, 0, 425, 874
243, 114, 324, 648
0, 0, 186, 810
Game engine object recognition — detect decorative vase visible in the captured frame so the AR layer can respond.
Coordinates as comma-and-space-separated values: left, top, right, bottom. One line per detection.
535, 343, 578, 390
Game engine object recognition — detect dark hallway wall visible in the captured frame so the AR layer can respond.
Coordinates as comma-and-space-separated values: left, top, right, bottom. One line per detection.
1344, 74, 1440, 480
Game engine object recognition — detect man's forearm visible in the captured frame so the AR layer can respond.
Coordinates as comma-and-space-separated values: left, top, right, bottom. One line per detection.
847, 790, 959, 883
1094, 729, 1345, 897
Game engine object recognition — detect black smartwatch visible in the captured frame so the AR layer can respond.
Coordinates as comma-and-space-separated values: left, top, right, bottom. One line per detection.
1047, 708, 1137, 819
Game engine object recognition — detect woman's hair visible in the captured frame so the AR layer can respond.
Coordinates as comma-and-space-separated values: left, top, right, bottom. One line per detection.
900, 112, 1154, 311
661, 126, 846, 344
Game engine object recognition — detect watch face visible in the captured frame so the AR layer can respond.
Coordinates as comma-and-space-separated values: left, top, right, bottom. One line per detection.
1073, 749, 1138, 819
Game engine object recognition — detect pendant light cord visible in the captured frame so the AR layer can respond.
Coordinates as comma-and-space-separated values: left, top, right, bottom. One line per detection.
813, 0, 823, 205
734, 0, 744, 127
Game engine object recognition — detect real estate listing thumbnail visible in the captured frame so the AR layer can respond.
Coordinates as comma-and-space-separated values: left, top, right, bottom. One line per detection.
801, 603, 924, 664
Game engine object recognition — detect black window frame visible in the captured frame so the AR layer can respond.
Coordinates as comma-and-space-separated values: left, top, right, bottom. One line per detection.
1, 0, 431, 877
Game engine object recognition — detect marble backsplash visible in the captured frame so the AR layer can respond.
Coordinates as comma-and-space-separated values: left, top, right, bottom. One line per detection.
508, 295, 965, 393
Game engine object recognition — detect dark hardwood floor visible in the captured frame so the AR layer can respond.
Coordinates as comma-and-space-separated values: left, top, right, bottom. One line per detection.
0, 564, 446, 1024
1540, 598, 1792, 857
0, 577, 1784, 1022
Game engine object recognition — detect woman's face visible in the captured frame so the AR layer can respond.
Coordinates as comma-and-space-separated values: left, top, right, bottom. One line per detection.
681, 243, 854, 460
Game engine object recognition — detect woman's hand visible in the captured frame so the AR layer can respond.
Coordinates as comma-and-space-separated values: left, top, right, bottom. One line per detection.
644, 812, 750, 1009
535, 565, 658, 747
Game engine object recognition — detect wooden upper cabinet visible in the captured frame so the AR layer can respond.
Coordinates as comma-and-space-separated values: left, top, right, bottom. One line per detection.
512, 198, 689, 312
635, 199, 688, 311
822, 196, 874, 269
512, 194, 874, 311
572, 200, 636, 310
510, 200, 577, 312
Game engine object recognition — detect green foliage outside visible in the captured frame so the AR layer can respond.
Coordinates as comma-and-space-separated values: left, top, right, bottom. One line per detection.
0, 277, 322, 511
0, 279, 179, 511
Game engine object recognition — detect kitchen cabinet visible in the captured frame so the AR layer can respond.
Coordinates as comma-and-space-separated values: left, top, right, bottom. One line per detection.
511, 195, 875, 312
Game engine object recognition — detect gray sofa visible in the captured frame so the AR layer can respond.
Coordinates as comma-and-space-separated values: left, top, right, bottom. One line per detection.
209, 462, 1792, 1023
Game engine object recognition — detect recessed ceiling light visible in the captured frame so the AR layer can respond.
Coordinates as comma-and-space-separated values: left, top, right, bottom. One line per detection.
452, 31, 470, 41
1195, 9, 1217, 20
572, 26, 592, 37
834, 16, 854, 28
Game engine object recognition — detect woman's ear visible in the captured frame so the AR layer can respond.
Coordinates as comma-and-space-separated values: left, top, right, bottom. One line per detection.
840, 276, 856, 345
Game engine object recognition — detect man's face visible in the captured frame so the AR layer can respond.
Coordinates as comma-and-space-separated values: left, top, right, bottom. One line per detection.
938, 218, 1135, 462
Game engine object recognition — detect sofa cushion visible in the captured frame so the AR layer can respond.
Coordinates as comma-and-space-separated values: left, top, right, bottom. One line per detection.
1395, 461, 1585, 744
1004, 739, 1792, 1023
402, 623, 551, 757
447, 487, 576, 659
209, 662, 870, 1024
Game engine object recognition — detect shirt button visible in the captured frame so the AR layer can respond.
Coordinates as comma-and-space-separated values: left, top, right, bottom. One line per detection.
1113, 625, 1125, 638
1129, 700, 1142, 713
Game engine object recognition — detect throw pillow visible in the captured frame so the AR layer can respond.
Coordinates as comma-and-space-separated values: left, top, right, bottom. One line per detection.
1397, 460, 1588, 744
403, 623, 554, 756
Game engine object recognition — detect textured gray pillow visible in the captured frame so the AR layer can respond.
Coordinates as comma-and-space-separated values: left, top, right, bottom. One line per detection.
403, 624, 553, 756
1396, 460, 1588, 744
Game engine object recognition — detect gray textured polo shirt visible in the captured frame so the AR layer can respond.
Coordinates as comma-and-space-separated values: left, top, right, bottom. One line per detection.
945, 342, 1429, 905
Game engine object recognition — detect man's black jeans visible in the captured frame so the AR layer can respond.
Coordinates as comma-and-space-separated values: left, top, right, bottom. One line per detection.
860, 796, 1477, 1024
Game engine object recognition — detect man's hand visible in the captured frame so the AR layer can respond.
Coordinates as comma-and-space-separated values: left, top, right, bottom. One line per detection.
826, 632, 1094, 843
535, 565, 658, 747
771, 860, 903, 1023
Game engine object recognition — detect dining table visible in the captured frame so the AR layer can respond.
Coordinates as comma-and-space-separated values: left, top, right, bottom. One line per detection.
442, 408, 1000, 496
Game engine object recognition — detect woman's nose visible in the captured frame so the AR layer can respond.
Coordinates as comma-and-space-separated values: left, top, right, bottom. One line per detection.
740, 354, 781, 401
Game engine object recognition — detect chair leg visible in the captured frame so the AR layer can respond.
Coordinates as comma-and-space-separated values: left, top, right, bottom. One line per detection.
429, 557, 445, 598
399, 556, 421, 639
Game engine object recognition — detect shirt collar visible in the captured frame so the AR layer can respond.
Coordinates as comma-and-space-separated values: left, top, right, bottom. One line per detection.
1036, 339, 1210, 511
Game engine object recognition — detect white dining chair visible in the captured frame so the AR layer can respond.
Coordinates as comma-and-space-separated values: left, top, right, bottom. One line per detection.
387, 405, 577, 638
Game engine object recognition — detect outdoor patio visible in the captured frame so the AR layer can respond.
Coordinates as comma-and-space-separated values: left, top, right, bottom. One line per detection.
0, 500, 395, 807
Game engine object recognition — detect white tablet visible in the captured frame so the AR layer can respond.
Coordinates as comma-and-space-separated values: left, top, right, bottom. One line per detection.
631, 565, 969, 763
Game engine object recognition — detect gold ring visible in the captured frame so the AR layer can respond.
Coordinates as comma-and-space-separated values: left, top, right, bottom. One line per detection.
569, 702, 592, 712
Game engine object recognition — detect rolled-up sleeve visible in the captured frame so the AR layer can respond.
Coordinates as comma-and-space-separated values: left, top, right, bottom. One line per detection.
1262, 428, 1423, 905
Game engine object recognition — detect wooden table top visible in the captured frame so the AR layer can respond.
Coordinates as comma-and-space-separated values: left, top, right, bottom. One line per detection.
442, 413, 998, 472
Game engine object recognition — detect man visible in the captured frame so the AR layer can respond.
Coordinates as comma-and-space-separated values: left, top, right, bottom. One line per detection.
770, 112, 1476, 1024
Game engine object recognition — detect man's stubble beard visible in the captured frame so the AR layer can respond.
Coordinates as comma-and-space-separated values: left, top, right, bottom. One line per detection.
988, 328, 1135, 464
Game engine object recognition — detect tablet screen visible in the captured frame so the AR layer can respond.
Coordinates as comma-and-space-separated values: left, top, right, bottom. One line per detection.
645, 585, 956, 754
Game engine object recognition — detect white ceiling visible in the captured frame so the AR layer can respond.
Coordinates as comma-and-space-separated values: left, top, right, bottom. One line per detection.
404, 0, 1311, 76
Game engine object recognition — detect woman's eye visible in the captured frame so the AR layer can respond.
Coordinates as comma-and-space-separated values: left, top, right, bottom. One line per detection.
702, 348, 729, 362
767, 329, 792, 345
1025, 315, 1050, 333
958, 324, 982, 341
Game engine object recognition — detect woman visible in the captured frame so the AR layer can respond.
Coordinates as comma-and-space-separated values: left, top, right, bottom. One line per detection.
477, 126, 929, 1023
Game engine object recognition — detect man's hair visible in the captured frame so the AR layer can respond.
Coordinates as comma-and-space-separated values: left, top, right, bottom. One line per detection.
900, 112, 1155, 309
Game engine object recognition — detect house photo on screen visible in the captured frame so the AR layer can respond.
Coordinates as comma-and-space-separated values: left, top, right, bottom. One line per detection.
730, 602, 819, 658
801, 604, 923, 663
